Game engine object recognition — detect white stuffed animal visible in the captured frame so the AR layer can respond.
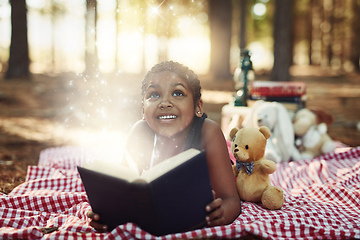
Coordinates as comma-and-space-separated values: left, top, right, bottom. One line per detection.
293, 107, 336, 159
296, 123, 336, 159
242, 100, 301, 163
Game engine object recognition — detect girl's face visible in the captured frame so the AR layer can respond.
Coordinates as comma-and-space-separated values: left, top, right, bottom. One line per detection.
143, 71, 202, 138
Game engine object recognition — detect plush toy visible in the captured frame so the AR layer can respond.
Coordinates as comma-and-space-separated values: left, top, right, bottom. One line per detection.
230, 126, 284, 210
242, 100, 301, 163
293, 108, 336, 159
293, 107, 334, 135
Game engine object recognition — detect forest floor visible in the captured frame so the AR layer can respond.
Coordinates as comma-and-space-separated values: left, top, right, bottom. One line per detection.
1, 65, 360, 194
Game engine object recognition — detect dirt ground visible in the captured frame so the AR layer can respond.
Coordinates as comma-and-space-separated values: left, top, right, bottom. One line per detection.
1, 66, 360, 194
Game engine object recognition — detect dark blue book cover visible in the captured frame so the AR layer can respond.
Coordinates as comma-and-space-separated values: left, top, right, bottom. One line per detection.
78, 149, 213, 236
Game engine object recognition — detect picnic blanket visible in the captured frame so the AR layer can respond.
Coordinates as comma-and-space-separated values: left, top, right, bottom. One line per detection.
1, 144, 360, 239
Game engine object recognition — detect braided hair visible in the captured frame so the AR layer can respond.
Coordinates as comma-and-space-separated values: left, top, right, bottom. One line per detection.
141, 61, 201, 107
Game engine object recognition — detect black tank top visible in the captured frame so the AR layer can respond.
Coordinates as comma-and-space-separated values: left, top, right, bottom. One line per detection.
184, 113, 207, 150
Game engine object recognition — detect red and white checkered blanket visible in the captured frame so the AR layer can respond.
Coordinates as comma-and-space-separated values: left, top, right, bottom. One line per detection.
1, 144, 360, 239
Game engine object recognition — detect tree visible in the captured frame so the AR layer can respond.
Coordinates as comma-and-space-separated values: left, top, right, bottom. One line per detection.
350, 0, 360, 72
239, 0, 247, 50
49, 1, 66, 73
271, 0, 294, 82
208, 0, 232, 80
115, 0, 120, 72
307, 0, 313, 65
5, 0, 30, 79
85, 0, 98, 76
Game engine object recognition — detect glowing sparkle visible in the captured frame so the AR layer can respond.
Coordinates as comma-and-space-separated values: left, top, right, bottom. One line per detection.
151, 7, 159, 15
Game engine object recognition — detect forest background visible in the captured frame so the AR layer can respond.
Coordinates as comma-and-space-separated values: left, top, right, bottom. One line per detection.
0, 0, 360, 194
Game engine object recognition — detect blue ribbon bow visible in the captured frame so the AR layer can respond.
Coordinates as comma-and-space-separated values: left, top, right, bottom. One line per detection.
236, 161, 254, 175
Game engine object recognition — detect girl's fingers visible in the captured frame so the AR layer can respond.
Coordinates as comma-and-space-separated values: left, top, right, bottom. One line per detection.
205, 198, 222, 212
205, 206, 225, 226
205, 198, 224, 226
87, 211, 100, 221
206, 216, 225, 227
90, 221, 108, 232
87, 211, 108, 232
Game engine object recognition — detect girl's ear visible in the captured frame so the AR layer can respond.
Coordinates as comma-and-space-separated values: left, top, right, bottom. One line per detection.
195, 99, 204, 117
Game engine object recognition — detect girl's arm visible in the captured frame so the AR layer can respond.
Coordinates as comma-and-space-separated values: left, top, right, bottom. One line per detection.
87, 120, 154, 231
201, 119, 241, 226
122, 120, 154, 174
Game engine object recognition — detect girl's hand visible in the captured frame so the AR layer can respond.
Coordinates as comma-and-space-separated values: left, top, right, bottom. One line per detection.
86, 211, 108, 232
205, 191, 226, 227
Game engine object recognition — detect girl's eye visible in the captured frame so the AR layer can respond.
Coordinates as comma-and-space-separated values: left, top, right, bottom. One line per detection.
147, 91, 160, 99
173, 90, 185, 97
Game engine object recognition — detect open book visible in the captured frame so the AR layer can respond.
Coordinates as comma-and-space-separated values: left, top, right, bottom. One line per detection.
77, 149, 213, 236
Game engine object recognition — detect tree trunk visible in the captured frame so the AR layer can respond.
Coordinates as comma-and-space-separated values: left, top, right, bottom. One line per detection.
323, 0, 334, 67
239, 0, 247, 50
350, 0, 360, 72
6, 0, 30, 79
51, 0, 56, 73
85, 0, 98, 76
271, 0, 294, 82
310, 0, 322, 66
209, 0, 232, 80
307, 0, 313, 65
115, 0, 120, 72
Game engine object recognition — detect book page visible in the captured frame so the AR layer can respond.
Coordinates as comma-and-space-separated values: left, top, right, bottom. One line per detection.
83, 159, 140, 182
141, 148, 201, 182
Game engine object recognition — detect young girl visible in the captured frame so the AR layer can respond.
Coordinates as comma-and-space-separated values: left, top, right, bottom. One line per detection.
88, 61, 241, 232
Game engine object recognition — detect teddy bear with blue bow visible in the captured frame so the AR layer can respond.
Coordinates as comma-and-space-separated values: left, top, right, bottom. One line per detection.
230, 126, 284, 210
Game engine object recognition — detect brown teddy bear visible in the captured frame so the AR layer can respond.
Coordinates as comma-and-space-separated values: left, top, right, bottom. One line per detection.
230, 126, 284, 210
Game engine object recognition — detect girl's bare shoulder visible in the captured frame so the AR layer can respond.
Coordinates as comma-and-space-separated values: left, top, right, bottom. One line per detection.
201, 118, 226, 144
203, 118, 222, 133
126, 120, 154, 143
129, 120, 152, 133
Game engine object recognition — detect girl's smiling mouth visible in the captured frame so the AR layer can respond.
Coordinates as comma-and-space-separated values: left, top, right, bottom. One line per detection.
157, 115, 177, 120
